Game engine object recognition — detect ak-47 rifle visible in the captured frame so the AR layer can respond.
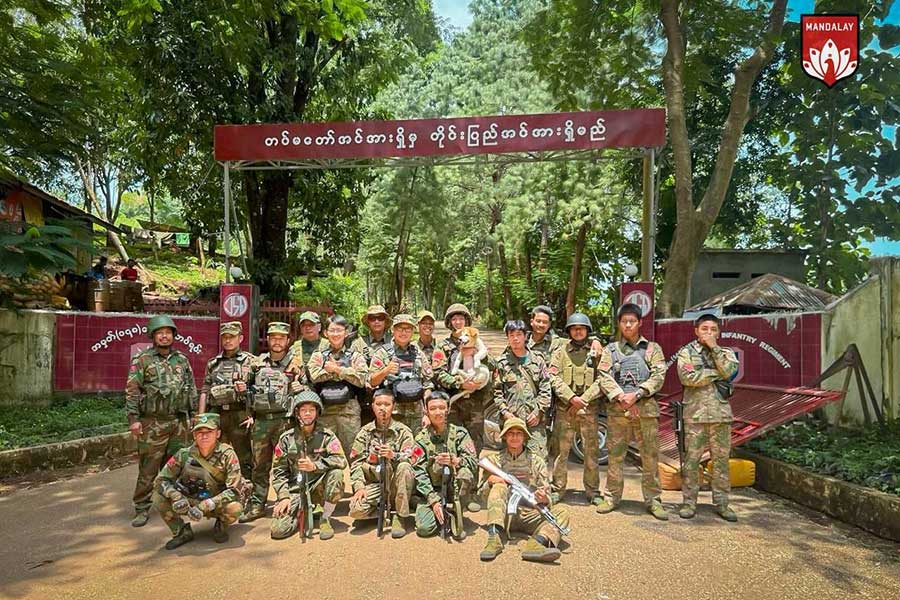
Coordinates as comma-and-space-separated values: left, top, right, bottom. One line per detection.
292, 436, 314, 542
672, 399, 685, 472
438, 428, 463, 541
375, 424, 392, 538
478, 457, 570, 537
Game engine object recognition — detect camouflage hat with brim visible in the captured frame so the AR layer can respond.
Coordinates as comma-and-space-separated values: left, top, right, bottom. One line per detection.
192, 412, 220, 431
267, 321, 291, 335
392, 314, 416, 328
363, 305, 389, 323
500, 417, 530, 439
417, 310, 436, 323
298, 311, 321, 325
220, 321, 242, 336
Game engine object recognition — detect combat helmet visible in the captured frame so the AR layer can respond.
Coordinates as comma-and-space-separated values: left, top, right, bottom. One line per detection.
286, 390, 324, 417
565, 312, 593, 334
443, 303, 472, 329
147, 314, 177, 338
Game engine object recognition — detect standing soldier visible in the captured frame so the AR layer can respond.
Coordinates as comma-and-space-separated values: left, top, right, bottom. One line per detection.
198, 321, 254, 480
432, 303, 489, 453
126, 314, 196, 528
414, 310, 437, 356
350, 304, 392, 364
479, 418, 570, 563
411, 392, 478, 540
548, 312, 602, 506
287, 310, 326, 375
270, 391, 347, 541
240, 322, 297, 523
596, 303, 669, 520
676, 313, 740, 522
308, 314, 368, 458
152, 413, 244, 549
368, 314, 433, 432
348, 388, 417, 538
526, 305, 566, 357
492, 320, 552, 455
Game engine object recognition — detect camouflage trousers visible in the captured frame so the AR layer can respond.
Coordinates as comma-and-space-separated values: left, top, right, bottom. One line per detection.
152, 490, 242, 535
449, 391, 486, 454
348, 462, 415, 519
604, 415, 661, 506
133, 416, 189, 512
393, 401, 424, 435
270, 468, 345, 539
486, 482, 570, 546
215, 408, 253, 480
552, 406, 600, 497
414, 467, 475, 537
249, 413, 289, 507
320, 398, 361, 464
682, 421, 731, 507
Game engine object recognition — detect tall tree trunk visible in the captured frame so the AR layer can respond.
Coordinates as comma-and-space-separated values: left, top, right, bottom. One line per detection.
244, 171, 291, 292
524, 241, 533, 289
74, 156, 129, 261
565, 221, 589, 318
497, 237, 513, 319
656, 0, 787, 317
536, 193, 552, 303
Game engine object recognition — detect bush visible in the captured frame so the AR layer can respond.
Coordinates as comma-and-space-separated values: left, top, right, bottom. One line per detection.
745, 417, 900, 495
291, 270, 367, 323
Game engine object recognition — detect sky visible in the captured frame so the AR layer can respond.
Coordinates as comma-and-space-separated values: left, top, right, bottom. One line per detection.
432, 1, 900, 257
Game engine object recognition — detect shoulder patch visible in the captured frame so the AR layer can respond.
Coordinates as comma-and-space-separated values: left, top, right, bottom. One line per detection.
463, 439, 476, 455
166, 456, 176, 468
682, 362, 695, 372
274, 445, 284, 458
327, 438, 342, 454
410, 445, 425, 465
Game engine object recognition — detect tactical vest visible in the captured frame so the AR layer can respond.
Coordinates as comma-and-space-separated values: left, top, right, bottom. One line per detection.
207, 355, 249, 407
252, 357, 293, 414
502, 451, 533, 486
142, 354, 190, 416
315, 349, 359, 405
177, 453, 224, 499
386, 344, 424, 403
558, 345, 597, 395
609, 342, 651, 394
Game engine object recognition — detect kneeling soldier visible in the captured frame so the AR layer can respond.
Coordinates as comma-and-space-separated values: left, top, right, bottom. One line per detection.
152, 413, 245, 550
270, 391, 347, 541
480, 418, 570, 563
348, 387, 417, 537
412, 392, 478, 540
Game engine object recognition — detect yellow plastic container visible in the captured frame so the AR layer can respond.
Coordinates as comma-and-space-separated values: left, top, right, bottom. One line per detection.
704, 458, 756, 487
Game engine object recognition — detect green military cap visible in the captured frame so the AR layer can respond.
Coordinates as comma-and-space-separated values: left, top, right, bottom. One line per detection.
298, 310, 321, 325
192, 412, 220, 431
220, 321, 242, 336
417, 310, 436, 323
392, 313, 416, 328
363, 304, 389, 323
499, 417, 531, 439
267, 321, 290, 335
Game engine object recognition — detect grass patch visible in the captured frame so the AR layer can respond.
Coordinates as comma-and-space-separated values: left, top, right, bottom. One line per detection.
0, 396, 128, 450
128, 246, 225, 297
745, 417, 900, 496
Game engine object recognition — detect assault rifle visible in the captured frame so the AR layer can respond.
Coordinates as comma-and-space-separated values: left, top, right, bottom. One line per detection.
478, 457, 570, 537
291, 470, 313, 542
672, 400, 686, 471
375, 426, 392, 538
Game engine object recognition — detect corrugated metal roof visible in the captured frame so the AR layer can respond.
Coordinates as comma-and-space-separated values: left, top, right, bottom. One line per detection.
688, 273, 836, 313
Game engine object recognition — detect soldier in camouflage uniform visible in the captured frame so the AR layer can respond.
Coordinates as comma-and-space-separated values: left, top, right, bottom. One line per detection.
198, 321, 255, 480
152, 413, 245, 549
548, 312, 602, 505
432, 303, 490, 454
270, 391, 347, 541
412, 392, 478, 539
126, 314, 196, 527
240, 322, 298, 522
492, 320, 552, 456
676, 313, 740, 522
308, 314, 367, 469
348, 388, 417, 538
368, 314, 433, 433
596, 303, 669, 520
287, 310, 327, 379
526, 305, 567, 357
414, 310, 437, 356
480, 418, 570, 563
350, 304, 392, 365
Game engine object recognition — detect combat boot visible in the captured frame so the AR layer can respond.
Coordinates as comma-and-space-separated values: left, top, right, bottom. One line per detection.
391, 514, 407, 539
319, 517, 334, 540
238, 503, 265, 523
212, 519, 229, 543
595, 498, 618, 514
716, 504, 738, 522
648, 501, 669, 521
550, 491, 562, 504
479, 526, 504, 561
131, 510, 150, 528
589, 495, 604, 507
466, 499, 482, 513
520, 536, 561, 563
164, 524, 194, 550
679, 504, 696, 519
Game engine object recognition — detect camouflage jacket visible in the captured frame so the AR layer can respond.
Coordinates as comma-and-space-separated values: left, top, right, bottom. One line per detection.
412, 423, 478, 507
350, 333, 393, 366
307, 346, 368, 388
526, 331, 566, 360
154, 442, 242, 508
597, 337, 667, 418
200, 350, 255, 410
349, 420, 416, 492
676, 340, 739, 423
271, 423, 347, 501
432, 335, 495, 391
287, 338, 329, 379
125, 347, 197, 419
413, 337, 436, 358
368, 342, 434, 392
548, 341, 603, 407
492, 349, 552, 420
483, 447, 552, 499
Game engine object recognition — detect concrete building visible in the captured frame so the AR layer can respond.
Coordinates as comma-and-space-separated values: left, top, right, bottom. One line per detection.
689, 248, 807, 307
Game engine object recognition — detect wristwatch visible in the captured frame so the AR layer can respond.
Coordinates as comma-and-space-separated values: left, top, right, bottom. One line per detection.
634, 389, 646, 401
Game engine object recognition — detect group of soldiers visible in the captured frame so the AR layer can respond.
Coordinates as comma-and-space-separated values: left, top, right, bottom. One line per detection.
125, 301, 740, 562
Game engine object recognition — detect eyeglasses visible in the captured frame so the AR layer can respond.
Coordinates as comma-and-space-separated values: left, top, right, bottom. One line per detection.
619, 319, 640, 326
326, 328, 347, 334
369, 315, 387, 322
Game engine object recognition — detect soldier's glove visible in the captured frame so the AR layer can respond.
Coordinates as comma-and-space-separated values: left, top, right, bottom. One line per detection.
199, 499, 216, 513
165, 488, 184, 502
187, 506, 204, 522
172, 498, 190, 515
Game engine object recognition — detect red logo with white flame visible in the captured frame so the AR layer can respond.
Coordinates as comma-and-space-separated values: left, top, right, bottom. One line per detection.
801, 14, 859, 88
